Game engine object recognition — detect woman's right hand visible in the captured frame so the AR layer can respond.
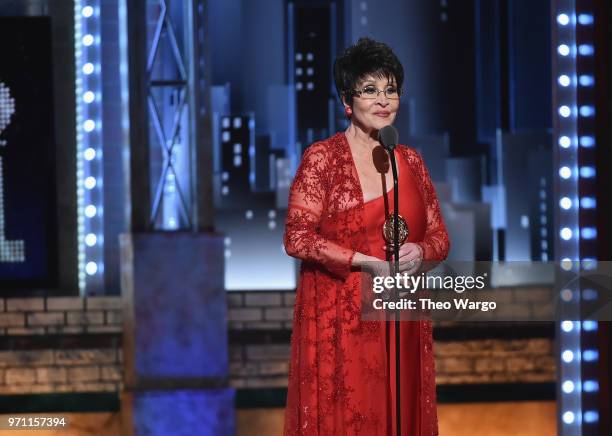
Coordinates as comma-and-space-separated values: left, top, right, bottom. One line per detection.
351, 253, 391, 277
352, 252, 419, 277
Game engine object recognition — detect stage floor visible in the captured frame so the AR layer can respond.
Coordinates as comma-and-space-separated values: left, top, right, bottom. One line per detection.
0, 401, 555, 435
237, 401, 557, 436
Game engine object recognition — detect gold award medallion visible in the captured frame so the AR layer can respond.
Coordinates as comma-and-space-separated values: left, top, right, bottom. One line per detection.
383, 214, 409, 247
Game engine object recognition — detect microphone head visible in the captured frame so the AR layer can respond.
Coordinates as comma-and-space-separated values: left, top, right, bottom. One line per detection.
378, 125, 399, 151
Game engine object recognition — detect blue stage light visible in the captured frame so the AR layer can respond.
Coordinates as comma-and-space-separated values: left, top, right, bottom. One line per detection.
583, 350, 598, 362
580, 228, 596, 240
578, 44, 594, 56
579, 105, 594, 117
583, 411, 598, 423
579, 166, 595, 178
580, 197, 596, 209
579, 136, 594, 147
583, 380, 598, 392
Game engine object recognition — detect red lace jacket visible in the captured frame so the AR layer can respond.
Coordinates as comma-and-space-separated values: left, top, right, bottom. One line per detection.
283, 131, 450, 435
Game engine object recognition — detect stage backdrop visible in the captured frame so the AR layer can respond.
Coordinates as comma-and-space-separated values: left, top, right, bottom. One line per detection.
0, 17, 57, 289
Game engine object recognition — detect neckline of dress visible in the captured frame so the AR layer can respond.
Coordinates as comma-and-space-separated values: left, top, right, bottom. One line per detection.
363, 185, 395, 205
340, 131, 400, 206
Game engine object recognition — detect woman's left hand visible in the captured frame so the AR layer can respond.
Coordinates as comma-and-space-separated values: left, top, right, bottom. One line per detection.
382, 242, 423, 275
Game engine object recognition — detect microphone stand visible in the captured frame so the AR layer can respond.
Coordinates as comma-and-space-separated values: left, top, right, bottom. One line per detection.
387, 146, 401, 436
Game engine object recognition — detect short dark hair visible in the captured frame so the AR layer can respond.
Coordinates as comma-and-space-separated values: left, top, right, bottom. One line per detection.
333, 37, 404, 106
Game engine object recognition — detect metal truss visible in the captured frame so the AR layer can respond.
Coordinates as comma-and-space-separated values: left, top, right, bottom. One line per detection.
146, 0, 192, 229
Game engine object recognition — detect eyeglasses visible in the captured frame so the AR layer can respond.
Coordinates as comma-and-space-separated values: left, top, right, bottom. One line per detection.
351, 85, 401, 100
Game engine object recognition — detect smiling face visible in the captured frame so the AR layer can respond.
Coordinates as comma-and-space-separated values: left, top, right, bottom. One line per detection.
344, 74, 400, 133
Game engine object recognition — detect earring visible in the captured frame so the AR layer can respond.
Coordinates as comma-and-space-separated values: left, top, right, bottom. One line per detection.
344, 106, 352, 118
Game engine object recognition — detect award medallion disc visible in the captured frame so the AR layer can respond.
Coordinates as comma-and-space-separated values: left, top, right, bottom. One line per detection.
383, 214, 409, 247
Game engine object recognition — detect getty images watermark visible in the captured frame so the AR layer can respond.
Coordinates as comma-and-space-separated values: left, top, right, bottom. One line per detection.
359, 261, 612, 322
371, 270, 495, 312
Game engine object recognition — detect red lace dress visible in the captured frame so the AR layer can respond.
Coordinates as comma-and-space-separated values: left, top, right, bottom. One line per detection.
283, 132, 450, 436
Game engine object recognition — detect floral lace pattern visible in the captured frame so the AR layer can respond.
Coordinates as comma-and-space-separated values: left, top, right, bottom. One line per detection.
283, 132, 450, 435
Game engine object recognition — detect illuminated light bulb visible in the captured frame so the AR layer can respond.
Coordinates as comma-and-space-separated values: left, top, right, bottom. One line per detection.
558, 105, 571, 117
82, 34, 94, 46
84, 177, 96, 189
579, 105, 595, 117
562, 350, 574, 363
83, 119, 96, 132
578, 14, 594, 25
557, 14, 570, 25
580, 197, 596, 209
578, 44, 594, 56
84, 148, 96, 161
583, 380, 599, 392
580, 166, 595, 178
83, 91, 95, 103
560, 259, 572, 270
560, 227, 572, 240
82, 6, 94, 17
86, 261, 98, 275
558, 75, 571, 87
559, 197, 572, 210
561, 321, 574, 332
85, 233, 97, 247
557, 44, 570, 56
562, 380, 575, 393
579, 136, 594, 147
561, 288, 573, 301
83, 62, 95, 75
583, 349, 598, 362
581, 228, 597, 240
558, 136, 571, 148
562, 411, 575, 424
559, 166, 572, 179
84, 205, 97, 218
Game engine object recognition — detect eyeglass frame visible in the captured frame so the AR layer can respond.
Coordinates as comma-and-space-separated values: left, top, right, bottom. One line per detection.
349, 85, 403, 100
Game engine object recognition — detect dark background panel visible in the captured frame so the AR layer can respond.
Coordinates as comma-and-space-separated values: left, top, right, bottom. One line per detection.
0, 17, 57, 288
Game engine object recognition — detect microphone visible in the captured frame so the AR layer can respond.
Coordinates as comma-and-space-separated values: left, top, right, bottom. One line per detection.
378, 123, 403, 436
378, 125, 398, 151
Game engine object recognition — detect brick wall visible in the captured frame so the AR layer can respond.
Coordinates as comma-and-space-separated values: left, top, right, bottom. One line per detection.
227, 290, 556, 388
435, 338, 555, 384
0, 291, 555, 396
0, 297, 123, 395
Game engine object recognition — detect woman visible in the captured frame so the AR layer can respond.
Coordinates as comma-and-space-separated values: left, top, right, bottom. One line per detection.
283, 37, 449, 436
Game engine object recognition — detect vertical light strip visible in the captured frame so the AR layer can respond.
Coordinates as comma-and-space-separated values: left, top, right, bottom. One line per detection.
554, 2, 581, 435
554, 0, 602, 432
575, 2, 599, 430
75, 1, 104, 294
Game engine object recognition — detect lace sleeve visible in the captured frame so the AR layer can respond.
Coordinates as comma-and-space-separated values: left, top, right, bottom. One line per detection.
283, 143, 356, 280
413, 151, 450, 261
